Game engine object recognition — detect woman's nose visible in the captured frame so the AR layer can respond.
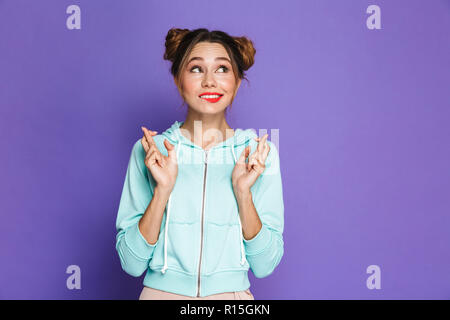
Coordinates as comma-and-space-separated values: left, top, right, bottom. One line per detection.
202, 72, 217, 87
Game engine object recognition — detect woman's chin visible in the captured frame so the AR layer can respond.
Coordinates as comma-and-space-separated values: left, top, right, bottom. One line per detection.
191, 102, 228, 115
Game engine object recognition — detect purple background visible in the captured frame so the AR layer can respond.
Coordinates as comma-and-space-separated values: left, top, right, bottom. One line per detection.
1, 0, 449, 299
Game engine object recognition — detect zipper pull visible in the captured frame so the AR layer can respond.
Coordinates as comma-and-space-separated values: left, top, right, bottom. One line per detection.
204, 150, 209, 164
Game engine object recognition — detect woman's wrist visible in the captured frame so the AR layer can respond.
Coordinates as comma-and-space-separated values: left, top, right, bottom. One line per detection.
233, 186, 252, 203
154, 185, 173, 197
154, 185, 173, 199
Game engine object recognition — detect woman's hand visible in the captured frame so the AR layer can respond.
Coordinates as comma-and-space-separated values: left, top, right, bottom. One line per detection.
141, 126, 178, 193
232, 134, 270, 197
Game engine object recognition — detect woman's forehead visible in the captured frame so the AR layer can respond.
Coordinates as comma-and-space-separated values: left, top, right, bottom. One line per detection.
188, 42, 230, 60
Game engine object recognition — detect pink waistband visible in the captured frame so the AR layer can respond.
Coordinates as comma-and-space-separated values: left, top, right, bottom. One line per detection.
138, 286, 255, 300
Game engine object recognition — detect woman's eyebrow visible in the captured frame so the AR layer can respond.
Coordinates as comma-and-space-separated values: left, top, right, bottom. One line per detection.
187, 56, 231, 64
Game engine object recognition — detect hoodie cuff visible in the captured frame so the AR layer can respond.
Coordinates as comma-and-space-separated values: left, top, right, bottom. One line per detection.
243, 223, 273, 256
124, 222, 158, 260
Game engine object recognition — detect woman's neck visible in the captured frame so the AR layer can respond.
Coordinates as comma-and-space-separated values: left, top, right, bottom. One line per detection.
180, 110, 234, 150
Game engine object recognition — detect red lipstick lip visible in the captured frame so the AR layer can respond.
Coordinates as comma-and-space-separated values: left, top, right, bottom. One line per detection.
199, 94, 223, 103
198, 92, 224, 97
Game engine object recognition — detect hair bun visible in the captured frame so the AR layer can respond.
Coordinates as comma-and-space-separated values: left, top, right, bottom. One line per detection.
164, 28, 191, 62
233, 36, 256, 71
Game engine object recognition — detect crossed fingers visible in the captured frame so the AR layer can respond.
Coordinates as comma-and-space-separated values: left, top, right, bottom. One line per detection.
249, 133, 270, 173
141, 126, 164, 167
237, 134, 270, 174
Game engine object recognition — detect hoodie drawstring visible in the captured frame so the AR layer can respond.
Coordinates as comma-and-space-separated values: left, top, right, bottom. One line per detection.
161, 139, 181, 274
231, 142, 248, 267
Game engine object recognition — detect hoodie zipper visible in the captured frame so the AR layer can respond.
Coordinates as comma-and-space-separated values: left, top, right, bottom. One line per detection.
197, 149, 209, 297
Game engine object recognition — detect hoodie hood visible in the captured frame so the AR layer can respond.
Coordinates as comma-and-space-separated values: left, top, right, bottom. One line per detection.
161, 120, 258, 149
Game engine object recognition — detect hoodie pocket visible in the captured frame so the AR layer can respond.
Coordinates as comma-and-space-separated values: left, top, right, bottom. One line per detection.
148, 221, 200, 274
202, 222, 249, 274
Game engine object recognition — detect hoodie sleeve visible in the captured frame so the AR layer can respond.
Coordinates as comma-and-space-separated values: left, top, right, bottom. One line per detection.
244, 140, 285, 278
115, 139, 159, 277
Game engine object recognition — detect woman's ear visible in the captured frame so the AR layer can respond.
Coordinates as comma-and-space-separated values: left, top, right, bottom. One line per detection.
236, 78, 242, 91
174, 78, 184, 98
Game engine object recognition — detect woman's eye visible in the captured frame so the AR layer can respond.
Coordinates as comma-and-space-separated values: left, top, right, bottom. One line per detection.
190, 65, 229, 73
217, 65, 228, 72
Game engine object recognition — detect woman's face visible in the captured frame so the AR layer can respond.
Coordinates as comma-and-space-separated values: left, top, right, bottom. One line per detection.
177, 42, 241, 115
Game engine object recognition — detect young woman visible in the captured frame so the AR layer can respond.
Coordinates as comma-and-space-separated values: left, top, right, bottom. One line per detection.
115, 28, 285, 300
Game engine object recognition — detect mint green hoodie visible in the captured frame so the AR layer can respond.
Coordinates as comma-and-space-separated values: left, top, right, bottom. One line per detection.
115, 120, 284, 297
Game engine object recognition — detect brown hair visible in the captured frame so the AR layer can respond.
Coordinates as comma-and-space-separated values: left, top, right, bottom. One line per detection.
163, 28, 256, 112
